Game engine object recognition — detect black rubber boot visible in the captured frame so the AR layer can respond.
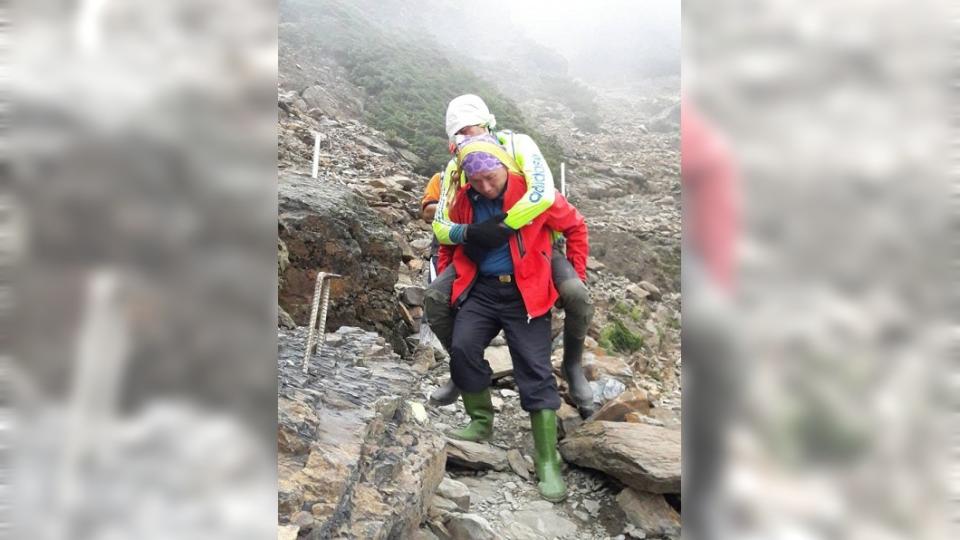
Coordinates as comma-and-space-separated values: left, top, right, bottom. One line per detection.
563, 330, 596, 419
429, 378, 461, 406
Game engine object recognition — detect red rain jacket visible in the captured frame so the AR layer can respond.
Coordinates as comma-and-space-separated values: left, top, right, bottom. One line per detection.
438, 171, 588, 318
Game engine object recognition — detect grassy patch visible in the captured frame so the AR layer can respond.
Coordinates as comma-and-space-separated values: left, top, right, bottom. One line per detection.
600, 318, 644, 354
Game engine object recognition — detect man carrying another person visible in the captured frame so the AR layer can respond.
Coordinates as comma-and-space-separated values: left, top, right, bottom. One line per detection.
436, 132, 589, 502
425, 94, 597, 419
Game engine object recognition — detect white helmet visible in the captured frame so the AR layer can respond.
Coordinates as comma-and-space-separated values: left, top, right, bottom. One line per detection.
445, 94, 497, 141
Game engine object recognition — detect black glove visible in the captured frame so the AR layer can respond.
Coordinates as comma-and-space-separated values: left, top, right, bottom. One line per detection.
464, 242, 488, 265
465, 214, 512, 249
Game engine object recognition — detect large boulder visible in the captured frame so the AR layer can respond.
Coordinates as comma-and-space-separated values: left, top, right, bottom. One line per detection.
445, 439, 509, 471
616, 488, 682, 538
589, 388, 652, 422
446, 514, 497, 540
278, 172, 408, 353
559, 421, 680, 493
278, 327, 446, 538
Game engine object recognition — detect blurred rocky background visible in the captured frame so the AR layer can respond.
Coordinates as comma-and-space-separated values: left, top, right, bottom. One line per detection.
683, 1, 950, 539
8, 1, 278, 539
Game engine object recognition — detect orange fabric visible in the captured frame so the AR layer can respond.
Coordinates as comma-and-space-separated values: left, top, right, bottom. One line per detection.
421, 173, 442, 209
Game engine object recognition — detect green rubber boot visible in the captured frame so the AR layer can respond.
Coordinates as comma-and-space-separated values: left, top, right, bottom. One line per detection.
447, 389, 494, 442
530, 409, 567, 502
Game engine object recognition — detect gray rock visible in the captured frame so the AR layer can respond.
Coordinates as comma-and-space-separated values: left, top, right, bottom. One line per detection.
617, 488, 681, 537
560, 421, 680, 493
356, 134, 394, 155
501, 521, 542, 540
278, 306, 297, 329
278, 173, 407, 354
586, 256, 606, 271
397, 148, 423, 167
446, 514, 497, 540
402, 285, 427, 306
523, 500, 554, 512
457, 476, 503, 505
412, 526, 441, 540
278, 482, 303, 515
590, 378, 627, 405
427, 519, 452, 540
437, 477, 471, 510
410, 237, 433, 253
486, 345, 513, 378
445, 439, 509, 471
428, 495, 461, 520
301, 85, 336, 114
513, 505, 578, 539
277, 525, 299, 540
290, 510, 314, 529
638, 281, 662, 301
582, 499, 600, 515
626, 284, 650, 302
278, 328, 446, 538
506, 449, 532, 481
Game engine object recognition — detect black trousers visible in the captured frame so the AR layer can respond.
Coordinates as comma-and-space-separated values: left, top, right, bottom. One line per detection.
449, 277, 560, 412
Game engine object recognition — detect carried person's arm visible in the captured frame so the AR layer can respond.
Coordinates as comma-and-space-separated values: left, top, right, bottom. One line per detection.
431, 162, 468, 245
501, 133, 556, 230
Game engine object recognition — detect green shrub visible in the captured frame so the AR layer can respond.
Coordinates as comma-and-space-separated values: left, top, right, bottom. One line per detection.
600, 318, 644, 354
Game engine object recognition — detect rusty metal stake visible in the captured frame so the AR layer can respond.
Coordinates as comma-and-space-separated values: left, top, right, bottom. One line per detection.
303, 271, 341, 373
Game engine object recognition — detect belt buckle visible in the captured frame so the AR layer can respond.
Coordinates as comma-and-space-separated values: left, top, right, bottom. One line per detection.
498, 275, 512, 283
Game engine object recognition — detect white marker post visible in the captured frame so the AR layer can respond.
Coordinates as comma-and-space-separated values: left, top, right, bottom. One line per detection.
560, 162, 566, 197
311, 131, 321, 179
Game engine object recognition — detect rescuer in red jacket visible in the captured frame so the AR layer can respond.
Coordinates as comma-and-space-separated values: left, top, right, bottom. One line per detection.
437, 133, 588, 503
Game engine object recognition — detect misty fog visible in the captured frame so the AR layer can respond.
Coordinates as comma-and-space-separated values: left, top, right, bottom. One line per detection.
501, 0, 680, 82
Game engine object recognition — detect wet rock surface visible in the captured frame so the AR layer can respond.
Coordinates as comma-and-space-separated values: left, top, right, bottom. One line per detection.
560, 421, 681, 494
278, 327, 446, 538
617, 488, 682, 538
279, 173, 409, 353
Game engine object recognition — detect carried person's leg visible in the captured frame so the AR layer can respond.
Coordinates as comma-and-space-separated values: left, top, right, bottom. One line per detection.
499, 288, 566, 502
447, 281, 501, 441
423, 265, 461, 405
552, 251, 596, 418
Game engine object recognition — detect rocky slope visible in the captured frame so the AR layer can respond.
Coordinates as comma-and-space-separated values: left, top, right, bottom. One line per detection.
277, 36, 681, 539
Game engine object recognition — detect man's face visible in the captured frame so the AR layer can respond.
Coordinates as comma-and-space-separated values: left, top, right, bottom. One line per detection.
457, 125, 487, 137
468, 166, 508, 200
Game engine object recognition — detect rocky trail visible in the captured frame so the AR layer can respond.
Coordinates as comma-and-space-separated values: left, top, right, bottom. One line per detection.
278, 71, 681, 539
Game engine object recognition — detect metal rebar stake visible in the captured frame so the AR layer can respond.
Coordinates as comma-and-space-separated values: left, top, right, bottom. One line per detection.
303, 272, 341, 373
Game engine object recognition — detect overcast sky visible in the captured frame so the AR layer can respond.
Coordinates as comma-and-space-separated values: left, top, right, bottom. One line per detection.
501, 0, 680, 79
